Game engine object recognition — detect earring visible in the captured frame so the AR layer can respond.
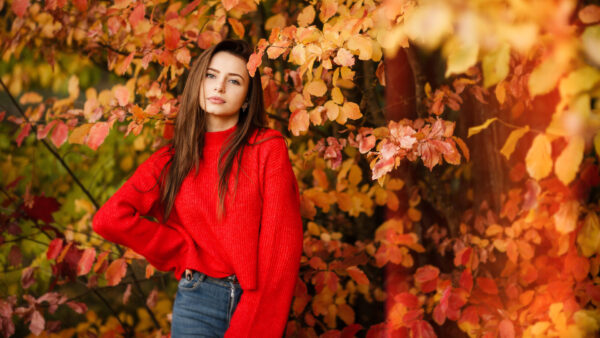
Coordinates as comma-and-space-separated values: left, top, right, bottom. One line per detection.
242, 102, 248, 110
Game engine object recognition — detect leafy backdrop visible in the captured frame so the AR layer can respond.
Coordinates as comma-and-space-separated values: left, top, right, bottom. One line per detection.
1, 0, 600, 337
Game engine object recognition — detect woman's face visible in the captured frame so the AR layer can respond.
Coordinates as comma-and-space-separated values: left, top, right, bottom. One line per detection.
199, 51, 250, 131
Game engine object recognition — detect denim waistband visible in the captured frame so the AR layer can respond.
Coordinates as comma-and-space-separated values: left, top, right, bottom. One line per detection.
184, 269, 239, 288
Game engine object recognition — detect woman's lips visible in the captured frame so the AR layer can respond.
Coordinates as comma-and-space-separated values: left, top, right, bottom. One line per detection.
208, 97, 225, 104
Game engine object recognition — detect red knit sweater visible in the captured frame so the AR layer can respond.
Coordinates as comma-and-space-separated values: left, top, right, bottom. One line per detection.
92, 124, 303, 337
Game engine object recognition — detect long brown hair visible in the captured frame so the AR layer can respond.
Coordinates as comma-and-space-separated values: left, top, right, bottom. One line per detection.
158, 39, 269, 221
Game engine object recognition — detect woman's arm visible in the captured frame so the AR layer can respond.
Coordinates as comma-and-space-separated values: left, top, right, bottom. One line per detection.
225, 136, 304, 337
92, 146, 188, 273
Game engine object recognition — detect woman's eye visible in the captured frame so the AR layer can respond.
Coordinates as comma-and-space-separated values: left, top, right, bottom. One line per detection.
230, 79, 240, 85
206, 73, 215, 78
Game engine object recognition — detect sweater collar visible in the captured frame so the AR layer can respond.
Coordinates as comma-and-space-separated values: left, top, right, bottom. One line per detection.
204, 124, 238, 148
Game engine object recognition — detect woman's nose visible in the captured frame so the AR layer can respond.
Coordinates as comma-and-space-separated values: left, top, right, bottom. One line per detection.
215, 78, 226, 92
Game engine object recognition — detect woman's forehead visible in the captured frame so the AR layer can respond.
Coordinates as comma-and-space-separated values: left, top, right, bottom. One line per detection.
208, 51, 249, 78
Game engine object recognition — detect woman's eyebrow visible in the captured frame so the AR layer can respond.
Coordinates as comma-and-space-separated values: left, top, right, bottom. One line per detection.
207, 67, 244, 80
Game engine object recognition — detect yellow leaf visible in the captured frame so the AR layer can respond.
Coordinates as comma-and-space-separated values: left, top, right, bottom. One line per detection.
500, 126, 529, 160
19, 92, 43, 105
445, 40, 479, 77
482, 43, 510, 88
582, 26, 600, 68
555, 136, 584, 185
528, 57, 562, 97
340, 67, 354, 80
265, 13, 286, 31
577, 213, 600, 257
495, 81, 506, 105
347, 34, 372, 61
467, 118, 497, 137
68, 75, 80, 100
403, 2, 452, 50
68, 123, 93, 144
319, 0, 338, 23
289, 44, 306, 65
553, 200, 579, 234
525, 134, 552, 180
325, 100, 339, 121
348, 165, 362, 186
559, 66, 600, 99
305, 80, 328, 97
342, 101, 361, 120
332, 87, 344, 104
298, 5, 315, 27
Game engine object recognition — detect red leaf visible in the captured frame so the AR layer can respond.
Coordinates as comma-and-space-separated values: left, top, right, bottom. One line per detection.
181, 0, 201, 16
146, 287, 158, 308
47, 238, 63, 260
12, 0, 29, 17
0, 111, 5, 122
394, 292, 419, 309
22, 195, 60, 223
16, 122, 31, 147
499, 319, 515, 338
414, 265, 439, 283
459, 269, 473, 292
477, 277, 498, 295
73, 0, 87, 11
29, 310, 45, 336
117, 51, 135, 75
66, 301, 87, 314
123, 284, 132, 304
86, 122, 110, 151
8, 245, 21, 267
411, 320, 436, 338
94, 251, 109, 273
77, 247, 96, 276
50, 121, 69, 148
347, 266, 369, 285
341, 324, 363, 338
21, 266, 36, 289
105, 258, 127, 286
129, 3, 145, 29
37, 120, 58, 140
164, 24, 180, 50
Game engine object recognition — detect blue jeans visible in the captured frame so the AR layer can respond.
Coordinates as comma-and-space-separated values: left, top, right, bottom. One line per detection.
171, 270, 243, 337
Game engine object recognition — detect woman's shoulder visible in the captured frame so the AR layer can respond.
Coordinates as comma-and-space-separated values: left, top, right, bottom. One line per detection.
250, 127, 287, 149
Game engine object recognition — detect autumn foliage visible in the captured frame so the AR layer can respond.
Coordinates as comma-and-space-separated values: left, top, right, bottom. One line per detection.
1, 0, 600, 337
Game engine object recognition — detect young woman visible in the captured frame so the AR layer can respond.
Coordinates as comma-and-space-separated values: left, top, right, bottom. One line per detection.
92, 39, 303, 337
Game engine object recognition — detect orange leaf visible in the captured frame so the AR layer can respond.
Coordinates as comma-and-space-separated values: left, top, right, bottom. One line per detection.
579, 5, 600, 24
227, 18, 245, 38
337, 303, 355, 325
247, 50, 263, 77
289, 109, 309, 136
105, 258, 127, 286
93, 251, 109, 273
498, 319, 515, 338
525, 134, 552, 180
347, 266, 369, 285
476, 277, 498, 295
298, 5, 316, 27
319, 0, 338, 22
221, 0, 239, 11
164, 24, 180, 50
77, 248, 96, 276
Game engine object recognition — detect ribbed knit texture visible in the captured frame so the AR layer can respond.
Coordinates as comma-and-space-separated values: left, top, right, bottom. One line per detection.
92, 124, 304, 337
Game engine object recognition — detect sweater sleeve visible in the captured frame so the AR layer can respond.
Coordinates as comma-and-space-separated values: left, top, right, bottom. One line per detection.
92, 146, 187, 273
225, 137, 304, 338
